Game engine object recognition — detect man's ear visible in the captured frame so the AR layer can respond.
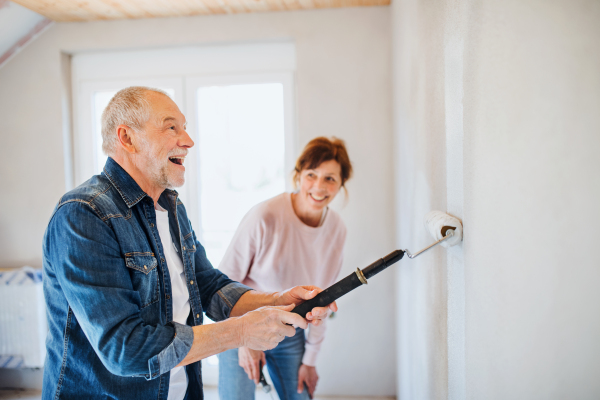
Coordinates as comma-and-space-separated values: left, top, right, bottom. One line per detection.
116, 125, 138, 154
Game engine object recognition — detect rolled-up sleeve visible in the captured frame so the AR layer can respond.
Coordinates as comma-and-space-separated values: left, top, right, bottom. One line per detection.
150, 322, 194, 378
206, 282, 253, 321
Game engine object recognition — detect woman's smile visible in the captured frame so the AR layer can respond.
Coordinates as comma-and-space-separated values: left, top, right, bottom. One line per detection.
309, 193, 328, 202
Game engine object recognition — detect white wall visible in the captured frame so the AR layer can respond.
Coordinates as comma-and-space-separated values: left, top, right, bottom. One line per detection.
392, 0, 600, 399
0, 8, 394, 396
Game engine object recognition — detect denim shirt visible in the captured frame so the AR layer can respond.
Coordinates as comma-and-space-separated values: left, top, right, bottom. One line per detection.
42, 157, 251, 400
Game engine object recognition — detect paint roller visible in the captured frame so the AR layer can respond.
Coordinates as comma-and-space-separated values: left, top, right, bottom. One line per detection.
292, 211, 463, 318
258, 211, 462, 396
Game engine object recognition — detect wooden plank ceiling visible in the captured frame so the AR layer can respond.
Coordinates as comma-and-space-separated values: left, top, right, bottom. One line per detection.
11, 0, 390, 22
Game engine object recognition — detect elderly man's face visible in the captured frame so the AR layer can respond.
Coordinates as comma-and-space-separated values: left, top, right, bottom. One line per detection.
135, 92, 194, 189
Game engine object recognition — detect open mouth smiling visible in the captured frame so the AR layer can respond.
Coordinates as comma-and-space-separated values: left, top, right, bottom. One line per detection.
169, 156, 185, 166
310, 193, 328, 202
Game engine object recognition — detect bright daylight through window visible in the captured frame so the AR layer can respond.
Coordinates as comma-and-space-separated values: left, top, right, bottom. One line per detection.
196, 83, 285, 267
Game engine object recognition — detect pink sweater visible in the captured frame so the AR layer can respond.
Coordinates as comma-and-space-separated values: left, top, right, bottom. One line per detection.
219, 193, 346, 366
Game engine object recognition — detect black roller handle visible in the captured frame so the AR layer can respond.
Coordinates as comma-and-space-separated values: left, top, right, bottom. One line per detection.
292, 250, 404, 318
258, 360, 271, 393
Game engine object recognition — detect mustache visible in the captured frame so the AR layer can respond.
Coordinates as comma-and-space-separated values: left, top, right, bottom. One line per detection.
167, 149, 188, 158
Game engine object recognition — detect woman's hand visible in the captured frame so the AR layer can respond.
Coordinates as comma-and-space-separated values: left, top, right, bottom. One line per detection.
297, 364, 318, 398
238, 346, 267, 384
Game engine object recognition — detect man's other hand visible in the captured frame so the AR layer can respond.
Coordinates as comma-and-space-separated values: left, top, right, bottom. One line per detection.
238, 347, 266, 384
275, 286, 338, 326
239, 304, 307, 351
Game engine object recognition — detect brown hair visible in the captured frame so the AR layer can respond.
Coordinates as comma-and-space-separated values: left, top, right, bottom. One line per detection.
293, 136, 353, 189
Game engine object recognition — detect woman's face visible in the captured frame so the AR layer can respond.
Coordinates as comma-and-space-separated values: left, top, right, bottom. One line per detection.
297, 159, 343, 211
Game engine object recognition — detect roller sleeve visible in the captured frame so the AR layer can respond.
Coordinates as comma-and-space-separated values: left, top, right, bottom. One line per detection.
424, 210, 462, 247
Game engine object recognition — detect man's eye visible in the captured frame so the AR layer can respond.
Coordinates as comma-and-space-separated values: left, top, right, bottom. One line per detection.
170, 126, 176, 130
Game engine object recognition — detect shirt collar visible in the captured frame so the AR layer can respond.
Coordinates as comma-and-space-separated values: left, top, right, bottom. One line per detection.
103, 157, 180, 209
102, 157, 150, 208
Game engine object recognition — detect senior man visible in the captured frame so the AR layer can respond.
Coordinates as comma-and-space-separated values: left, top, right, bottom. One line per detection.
42, 86, 335, 400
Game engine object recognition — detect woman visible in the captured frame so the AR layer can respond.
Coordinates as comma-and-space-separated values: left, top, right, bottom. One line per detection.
218, 137, 353, 400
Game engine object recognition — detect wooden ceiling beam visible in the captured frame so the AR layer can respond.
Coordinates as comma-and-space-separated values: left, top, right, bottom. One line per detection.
11, 0, 390, 22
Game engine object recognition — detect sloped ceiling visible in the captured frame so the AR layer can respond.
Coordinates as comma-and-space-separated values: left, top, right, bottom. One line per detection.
0, 0, 389, 67
0, 1, 50, 66
11, 0, 389, 22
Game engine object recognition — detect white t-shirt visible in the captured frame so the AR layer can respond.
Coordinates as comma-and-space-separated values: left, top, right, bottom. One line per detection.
155, 207, 190, 400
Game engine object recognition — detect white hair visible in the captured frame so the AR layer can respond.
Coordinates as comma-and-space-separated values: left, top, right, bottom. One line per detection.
101, 86, 169, 156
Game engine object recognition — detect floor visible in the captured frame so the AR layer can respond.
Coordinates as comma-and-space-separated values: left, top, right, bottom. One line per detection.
0, 391, 39, 400
0, 388, 395, 400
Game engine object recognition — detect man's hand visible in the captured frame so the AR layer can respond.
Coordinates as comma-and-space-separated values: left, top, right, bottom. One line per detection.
239, 304, 307, 350
176, 288, 336, 369
275, 286, 338, 326
238, 347, 266, 384
298, 364, 318, 398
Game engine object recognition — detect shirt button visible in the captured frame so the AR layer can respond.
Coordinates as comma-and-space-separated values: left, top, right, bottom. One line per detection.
143, 265, 147, 270
150, 223, 154, 227
166, 294, 170, 299
182, 246, 186, 250
196, 314, 199, 319
190, 280, 194, 285
161, 258, 165, 262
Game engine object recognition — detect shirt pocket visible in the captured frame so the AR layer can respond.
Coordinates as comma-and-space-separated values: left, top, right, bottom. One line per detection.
181, 234, 197, 262
125, 253, 159, 309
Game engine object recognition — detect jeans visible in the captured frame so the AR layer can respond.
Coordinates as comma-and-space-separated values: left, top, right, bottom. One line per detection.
218, 327, 309, 400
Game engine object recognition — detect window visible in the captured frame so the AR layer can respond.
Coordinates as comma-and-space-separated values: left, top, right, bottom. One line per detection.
195, 83, 285, 264
71, 43, 297, 384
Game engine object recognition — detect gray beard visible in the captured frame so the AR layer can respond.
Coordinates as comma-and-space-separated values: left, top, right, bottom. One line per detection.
136, 134, 182, 189
152, 163, 172, 189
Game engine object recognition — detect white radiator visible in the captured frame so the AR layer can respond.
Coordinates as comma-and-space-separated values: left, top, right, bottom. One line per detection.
0, 267, 47, 368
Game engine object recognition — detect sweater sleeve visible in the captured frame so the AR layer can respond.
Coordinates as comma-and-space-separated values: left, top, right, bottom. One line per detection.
218, 205, 264, 283
302, 316, 328, 366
